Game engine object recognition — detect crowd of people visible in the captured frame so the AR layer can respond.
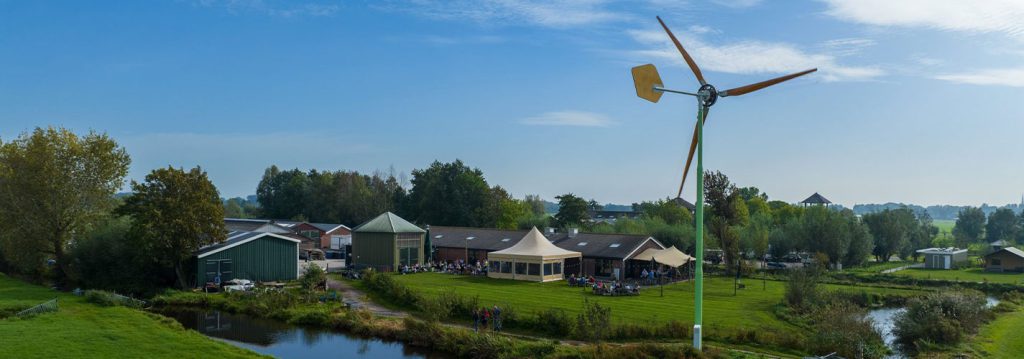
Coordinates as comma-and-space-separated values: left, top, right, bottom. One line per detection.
398, 259, 488, 275
567, 274, 642, 296
472, 305, 503, 332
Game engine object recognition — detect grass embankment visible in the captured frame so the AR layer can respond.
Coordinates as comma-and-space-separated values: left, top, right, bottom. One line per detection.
893, 268, 1024, 285
845, 260, 916, 274
0, 273, 263, 359
971, 299, 1024, 358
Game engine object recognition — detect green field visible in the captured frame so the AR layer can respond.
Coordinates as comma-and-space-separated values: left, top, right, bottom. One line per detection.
0, 274, 261, 358
934, 219, 955, 240
892, 267, 1024, 285
391, 273, 922, 332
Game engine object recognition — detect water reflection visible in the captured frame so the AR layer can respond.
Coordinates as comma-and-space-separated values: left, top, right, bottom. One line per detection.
157, 308, 444, 359
867, 296, 1000, 359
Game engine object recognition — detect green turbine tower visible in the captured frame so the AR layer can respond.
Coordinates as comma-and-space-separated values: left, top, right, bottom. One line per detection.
630, 16, 817, 350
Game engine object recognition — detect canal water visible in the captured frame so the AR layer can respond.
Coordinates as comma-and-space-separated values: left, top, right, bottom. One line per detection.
867, 296, 1000, 359
157, 308, 446, 359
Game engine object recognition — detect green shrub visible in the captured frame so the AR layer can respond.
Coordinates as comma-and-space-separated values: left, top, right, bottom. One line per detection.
784, 267, 820, 311
299, 264, 326, 292
806, 301, 887, 359
534, 308, 575, 336
84, 289, 145, 308
573, 298, 610, 341
893, 289, 993, 353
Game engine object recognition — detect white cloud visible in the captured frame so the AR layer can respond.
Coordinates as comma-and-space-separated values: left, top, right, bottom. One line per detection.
520, 111, 613, 127
380, 0, 629, 28
819, 38, 876, 56
934, 68, 1024, 87
823, 0, 1024, 38
195, 0, 339, 17
627, 29, 884, 82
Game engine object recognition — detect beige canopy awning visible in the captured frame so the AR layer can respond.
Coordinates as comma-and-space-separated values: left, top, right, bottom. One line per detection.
635, 246, 693, 267
489, 227, 581, 261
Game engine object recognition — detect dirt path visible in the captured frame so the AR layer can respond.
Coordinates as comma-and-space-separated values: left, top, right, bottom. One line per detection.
326, 277, 407, 318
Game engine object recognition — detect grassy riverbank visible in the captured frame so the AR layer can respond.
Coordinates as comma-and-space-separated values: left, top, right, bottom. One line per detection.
0, 273, 263, 359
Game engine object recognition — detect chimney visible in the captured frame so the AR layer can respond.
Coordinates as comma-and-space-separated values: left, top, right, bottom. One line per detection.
568, 228, 579, 238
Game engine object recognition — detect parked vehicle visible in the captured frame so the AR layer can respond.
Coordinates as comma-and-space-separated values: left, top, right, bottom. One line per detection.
223, 279, 254, 292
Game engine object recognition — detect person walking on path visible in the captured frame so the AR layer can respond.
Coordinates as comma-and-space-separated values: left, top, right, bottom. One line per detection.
480, 308, 489, 331
492, 305, 502, 331
473, 309, 480, 332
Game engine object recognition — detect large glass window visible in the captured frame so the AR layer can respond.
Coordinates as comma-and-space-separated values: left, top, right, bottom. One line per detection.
515, 262, 527, 274
554, 262, 562, 275
500, 261, 512, 273
528, 263, 540, 276
490, 261, 500, 273
543, 263, 552, 276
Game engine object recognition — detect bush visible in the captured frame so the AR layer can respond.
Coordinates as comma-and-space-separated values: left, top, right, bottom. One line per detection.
299, 264, 326, 292
806, 301, 887, 359
534, 308, 575, 336
784, 267, 820, 311
573, 298, 611, 341
893, 289, 992, 353
84, 289, 145, 308
362, 270, 422, 308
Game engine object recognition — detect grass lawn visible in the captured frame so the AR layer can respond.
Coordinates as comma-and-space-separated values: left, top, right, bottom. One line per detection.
971, 305, 1024, 357
389, 272, 922, 333
0, 273, 262, 358
892, 267, 1024, 285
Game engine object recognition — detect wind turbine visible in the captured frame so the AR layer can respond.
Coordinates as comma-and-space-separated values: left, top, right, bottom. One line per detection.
630, 16, 816, 350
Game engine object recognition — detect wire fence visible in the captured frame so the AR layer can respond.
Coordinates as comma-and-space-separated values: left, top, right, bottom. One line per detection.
16, 298, 58, 317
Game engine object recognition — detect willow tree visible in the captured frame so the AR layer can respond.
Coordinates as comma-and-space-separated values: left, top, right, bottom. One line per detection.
0, 127, 130, 283
119, 166, 225, 289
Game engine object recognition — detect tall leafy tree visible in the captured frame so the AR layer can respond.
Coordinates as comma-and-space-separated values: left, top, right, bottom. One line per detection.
863, 208, 916, 262
0, 127, 130, 283
119, 166, 226, 289
554, 193, 590, 227
986, 208, 1020, 244
408, 160, 499, 227
953, 207, 986, 246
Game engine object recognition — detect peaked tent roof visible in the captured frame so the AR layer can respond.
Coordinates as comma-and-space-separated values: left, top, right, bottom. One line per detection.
353, 212, 425, 234
635, 246, 694, 267
800, 192, 832, 204
489, 227, 581, 260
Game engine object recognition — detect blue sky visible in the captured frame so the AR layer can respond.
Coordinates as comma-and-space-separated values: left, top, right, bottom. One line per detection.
2, 0, 1023, 207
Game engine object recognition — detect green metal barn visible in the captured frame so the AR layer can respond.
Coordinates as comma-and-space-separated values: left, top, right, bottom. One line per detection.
194, 231, 300, 286
351, 212, 425, 272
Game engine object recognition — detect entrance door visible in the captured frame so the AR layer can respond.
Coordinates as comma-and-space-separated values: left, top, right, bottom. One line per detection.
204, 259, 233, 283
944, 255, 951, 269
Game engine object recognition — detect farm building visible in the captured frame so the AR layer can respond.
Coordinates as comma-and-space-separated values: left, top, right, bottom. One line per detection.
985, 247, 1024, 272
487, 227, 582, 282
350, 212, 426, 272
991, 239, 1012, 252
193, 231, 300, 287
916, 247, 968, 269
429, 226, 665, 279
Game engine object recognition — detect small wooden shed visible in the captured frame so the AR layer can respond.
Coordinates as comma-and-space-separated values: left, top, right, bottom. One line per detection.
985, 247, 1024, 272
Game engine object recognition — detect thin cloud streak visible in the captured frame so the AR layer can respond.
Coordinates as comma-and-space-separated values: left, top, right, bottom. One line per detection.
823, 0, 1024, 39
377, 0, 630, 28
934, 68, 1024, 87
627, 29, 884, 82
520, 111, 614, 127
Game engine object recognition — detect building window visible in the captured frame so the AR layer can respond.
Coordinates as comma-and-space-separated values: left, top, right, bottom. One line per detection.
515, 262, 527, 275
301, 230, 320, 239
490, 261, 500, 273
501, 261, 512, 273
595, 259, 614, 277
528, 263, 540, 276
554, 262, 562, 275
544, 263, 552, 276
992, 258, 1002, 266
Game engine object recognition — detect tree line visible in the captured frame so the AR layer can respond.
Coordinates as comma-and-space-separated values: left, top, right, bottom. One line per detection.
949, 206, 1024, 248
